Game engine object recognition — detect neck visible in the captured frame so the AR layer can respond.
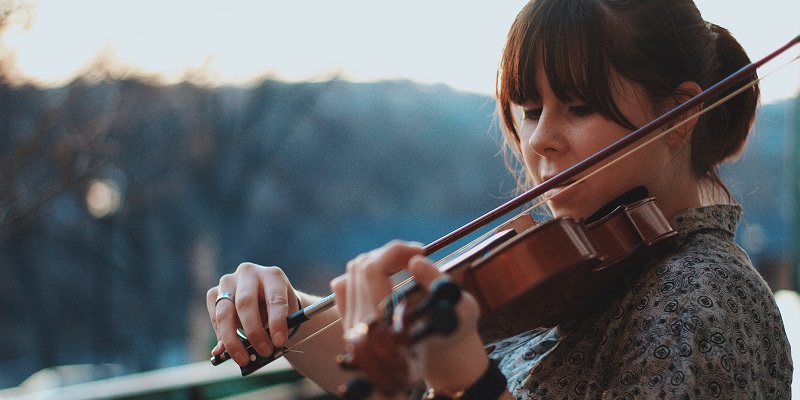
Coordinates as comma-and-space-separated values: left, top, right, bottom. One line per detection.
649, 175, 703, 221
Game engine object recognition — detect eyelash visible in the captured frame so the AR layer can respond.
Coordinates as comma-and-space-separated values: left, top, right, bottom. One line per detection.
522, 105, 593, 120
523, 108, 542, 120
570, 105, 593, 117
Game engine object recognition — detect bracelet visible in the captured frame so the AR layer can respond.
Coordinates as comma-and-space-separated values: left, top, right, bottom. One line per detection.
288, 293, 302, 339
423, 358, 507, 400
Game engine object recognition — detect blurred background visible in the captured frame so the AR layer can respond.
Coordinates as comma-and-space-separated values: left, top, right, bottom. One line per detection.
0, 0, 798, 399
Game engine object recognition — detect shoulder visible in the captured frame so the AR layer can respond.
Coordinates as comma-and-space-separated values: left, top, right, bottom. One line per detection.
638, 205, 779, 332
598, 205, 792, 398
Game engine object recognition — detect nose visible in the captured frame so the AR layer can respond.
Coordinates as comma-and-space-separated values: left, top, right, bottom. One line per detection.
524, 114, 564, 157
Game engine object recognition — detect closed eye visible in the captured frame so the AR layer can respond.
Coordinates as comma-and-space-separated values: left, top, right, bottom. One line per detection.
523, 108, 542, 120
569, 105, 594, 117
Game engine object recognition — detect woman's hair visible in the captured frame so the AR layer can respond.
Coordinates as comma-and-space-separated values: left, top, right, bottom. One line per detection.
496, 0, 759, 202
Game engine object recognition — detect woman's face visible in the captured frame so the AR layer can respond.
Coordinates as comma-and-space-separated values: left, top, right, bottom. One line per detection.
518, 66, 676, 219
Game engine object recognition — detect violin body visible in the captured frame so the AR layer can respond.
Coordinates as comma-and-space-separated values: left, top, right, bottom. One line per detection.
469, 198, 677, 342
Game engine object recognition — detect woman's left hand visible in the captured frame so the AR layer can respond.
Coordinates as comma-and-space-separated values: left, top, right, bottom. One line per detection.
330, 241, 490, 393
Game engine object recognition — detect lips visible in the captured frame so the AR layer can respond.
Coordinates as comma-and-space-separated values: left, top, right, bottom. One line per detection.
539, 175, 578, 199
540, 174, 574, 189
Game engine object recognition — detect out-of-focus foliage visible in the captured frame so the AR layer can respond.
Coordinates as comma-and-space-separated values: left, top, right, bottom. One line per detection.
0, 76, 513, 388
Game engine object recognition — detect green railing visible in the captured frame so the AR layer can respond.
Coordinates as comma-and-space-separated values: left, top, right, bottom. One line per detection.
0, 358, 338, 400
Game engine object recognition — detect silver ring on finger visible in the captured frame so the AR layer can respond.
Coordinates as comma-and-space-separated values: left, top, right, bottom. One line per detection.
215, 291, 234, 306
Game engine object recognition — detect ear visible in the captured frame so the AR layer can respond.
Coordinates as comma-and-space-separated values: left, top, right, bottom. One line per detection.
664, 81, 703, 146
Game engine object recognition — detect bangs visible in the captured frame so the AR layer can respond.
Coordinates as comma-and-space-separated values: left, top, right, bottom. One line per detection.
498, 0, 635, 142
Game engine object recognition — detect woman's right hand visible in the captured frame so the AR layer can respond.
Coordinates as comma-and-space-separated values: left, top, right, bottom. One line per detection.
206, 263, 300, 367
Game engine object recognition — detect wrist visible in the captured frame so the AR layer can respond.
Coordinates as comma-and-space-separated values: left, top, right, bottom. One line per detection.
423, 358, 507, 400
422, 332, 488, 389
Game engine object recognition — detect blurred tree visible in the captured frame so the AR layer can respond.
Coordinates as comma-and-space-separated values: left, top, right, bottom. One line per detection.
0, 74, 511, 388
793, 95, 800, 290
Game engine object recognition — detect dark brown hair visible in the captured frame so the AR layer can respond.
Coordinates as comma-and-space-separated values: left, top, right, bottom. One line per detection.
496, 0, 759, 200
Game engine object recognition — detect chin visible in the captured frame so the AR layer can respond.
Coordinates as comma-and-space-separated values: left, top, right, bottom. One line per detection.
544, 184, 599, 220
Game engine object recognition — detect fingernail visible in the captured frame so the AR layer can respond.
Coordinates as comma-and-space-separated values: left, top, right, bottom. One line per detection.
272, 331, 286, 348
211, 341, 222, 355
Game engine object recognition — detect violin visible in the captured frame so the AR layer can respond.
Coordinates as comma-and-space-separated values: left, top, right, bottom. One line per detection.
337, 193, 677, 399
210, 34, 799, 386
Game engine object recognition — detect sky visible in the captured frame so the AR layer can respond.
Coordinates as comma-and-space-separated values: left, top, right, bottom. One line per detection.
1, 0, 798, 104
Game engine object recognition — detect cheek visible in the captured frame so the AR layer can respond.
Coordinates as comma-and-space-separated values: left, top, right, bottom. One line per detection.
584, 124, 635, 158
516, 128, 539, 170
518, 142, 541, 176
516, 123, 533, 150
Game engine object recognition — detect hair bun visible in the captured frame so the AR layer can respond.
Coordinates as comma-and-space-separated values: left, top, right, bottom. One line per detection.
689, 20, 759, 200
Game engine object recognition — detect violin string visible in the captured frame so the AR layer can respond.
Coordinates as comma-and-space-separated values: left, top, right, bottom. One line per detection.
258, 47, 798, 366
285, 317, 342, 352
428, 228, 502, 268
283, 269, 434, 354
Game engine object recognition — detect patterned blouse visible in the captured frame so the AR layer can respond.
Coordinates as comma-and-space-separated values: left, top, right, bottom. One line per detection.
488, 205, 793, 399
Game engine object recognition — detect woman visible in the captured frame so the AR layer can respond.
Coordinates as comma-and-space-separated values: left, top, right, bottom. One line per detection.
207, 0, 793, 398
